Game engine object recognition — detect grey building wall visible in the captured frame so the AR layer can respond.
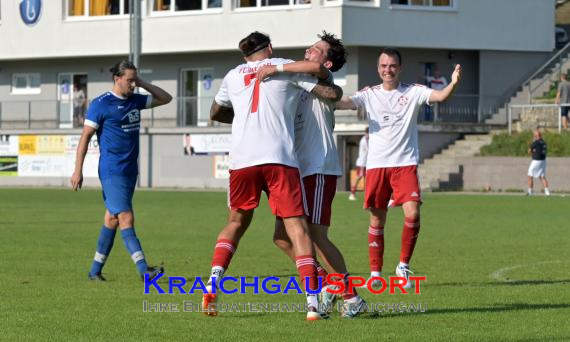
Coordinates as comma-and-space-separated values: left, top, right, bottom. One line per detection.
458, 157, 570, 192
479, 50, 552, 112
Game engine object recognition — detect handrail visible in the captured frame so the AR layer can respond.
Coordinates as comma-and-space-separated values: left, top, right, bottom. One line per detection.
521, 40, 570, 88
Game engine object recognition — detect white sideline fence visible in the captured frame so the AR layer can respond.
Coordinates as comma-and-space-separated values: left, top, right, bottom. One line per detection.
507, 103, 568, 135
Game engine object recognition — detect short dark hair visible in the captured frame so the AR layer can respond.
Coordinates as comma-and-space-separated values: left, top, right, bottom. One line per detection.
378, 47, 402, 66
318, 31, 347, 72
239, 31, 271, 57
110, 60, 137, 80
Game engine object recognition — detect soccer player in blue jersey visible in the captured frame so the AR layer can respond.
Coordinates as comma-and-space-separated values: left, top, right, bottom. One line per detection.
70, 60, 172, 281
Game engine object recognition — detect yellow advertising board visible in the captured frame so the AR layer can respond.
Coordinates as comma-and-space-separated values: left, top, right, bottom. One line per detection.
19, 135, 37, 155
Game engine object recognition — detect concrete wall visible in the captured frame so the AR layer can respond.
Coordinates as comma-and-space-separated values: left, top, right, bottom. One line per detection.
457, 157, 570, 192
479, 50, 552, 112
0, 129, 461, 190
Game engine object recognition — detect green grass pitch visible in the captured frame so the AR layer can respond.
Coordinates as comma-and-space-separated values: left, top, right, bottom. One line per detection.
1, 188, 568, 340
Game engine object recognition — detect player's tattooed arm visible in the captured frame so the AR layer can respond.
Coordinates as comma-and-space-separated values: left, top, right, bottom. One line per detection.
210, 101, 234, 124
311, 81, 343, 102
335, 96, 357, 110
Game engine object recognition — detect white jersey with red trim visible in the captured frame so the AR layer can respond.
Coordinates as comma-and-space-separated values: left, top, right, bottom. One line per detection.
294, 88, 342, 178
215, 58, 317, 170
350, 82, 433, 169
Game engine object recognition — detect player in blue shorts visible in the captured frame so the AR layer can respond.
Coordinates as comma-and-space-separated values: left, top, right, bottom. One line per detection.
70, 60, 172, 281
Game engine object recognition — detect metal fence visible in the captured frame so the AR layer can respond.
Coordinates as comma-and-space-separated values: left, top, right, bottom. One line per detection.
507, 103, 567, 134
0, 93, 501, 129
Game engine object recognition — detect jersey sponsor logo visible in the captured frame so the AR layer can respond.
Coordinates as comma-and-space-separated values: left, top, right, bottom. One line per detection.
122, 109, 141, 123
20, 0, 42, 26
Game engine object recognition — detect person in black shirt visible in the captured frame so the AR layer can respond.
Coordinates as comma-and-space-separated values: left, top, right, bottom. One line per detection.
527, 129, 551, 196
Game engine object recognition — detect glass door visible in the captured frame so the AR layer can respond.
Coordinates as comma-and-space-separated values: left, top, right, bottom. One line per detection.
58, 73, 88, 128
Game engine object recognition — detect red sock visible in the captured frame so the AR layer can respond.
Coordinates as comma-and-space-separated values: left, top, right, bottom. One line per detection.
400, 217, 420, 264
341, 273, 357, 301
316, 262, 329, 287
368, 226, 384, 272
295, 255, 318, 292
211, 239, 237, 269
350, 186, 356, 194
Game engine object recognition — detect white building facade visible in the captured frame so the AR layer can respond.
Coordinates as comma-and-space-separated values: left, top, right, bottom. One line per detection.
0, 0, 556, 128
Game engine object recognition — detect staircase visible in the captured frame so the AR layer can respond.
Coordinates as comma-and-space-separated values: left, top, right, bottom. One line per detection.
485, 45, 570, 125
419, 134, 492, 191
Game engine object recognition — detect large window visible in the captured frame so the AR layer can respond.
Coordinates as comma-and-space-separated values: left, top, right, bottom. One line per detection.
152, 0, 221, 12
67, 0, 130, 17
12, 73, 41, 95
391, 0, 453, 8
236, 0, 309, 9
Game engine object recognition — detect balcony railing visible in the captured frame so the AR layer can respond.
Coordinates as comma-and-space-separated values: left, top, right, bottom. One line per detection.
0, 94, 498, 129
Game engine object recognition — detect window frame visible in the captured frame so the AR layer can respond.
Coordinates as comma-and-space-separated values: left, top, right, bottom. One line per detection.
11, 73, 42, 95
322, 0, 380, 8
233, 0, 311, 13
64, 0, 131, 20
389, 0, 457, 12
149, 0, 223, 16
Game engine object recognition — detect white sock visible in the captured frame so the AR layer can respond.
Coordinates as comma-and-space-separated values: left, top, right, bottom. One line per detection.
545, 188, 551, 195
527, 188, 532, 195
208, 266, 225, 285
371, 271, 382, 278
307, 294, 318, 309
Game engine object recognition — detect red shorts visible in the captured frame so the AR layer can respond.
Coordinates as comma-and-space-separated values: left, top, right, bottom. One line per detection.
229, 164, 308, 218
364, 165, 421, 210
356, 166, 366, 178
303, 174, 337, 226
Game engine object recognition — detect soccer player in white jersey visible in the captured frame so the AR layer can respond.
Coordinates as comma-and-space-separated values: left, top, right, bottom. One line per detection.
206, 31, 341, 321
337, 48, 462, 288
256, 32, 368, 318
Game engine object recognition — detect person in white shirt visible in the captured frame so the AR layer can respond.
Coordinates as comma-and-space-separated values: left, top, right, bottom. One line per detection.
425, 68, 448, 91
256, 31, 367, 318
206, 31, 341, 321
337, 48, 462, 289
349, 128, 369, 201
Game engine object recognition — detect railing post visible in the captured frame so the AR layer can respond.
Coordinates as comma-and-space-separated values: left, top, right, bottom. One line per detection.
508, 104, 512, 135
28, 101, 32, 129
527, 83, 531, 105
559, 105, 562, 134
433, 103, 438, 123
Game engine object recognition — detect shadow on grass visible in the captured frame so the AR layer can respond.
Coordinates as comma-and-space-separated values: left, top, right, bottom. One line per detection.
381, 302, 570, 318
431, 279, 570, 287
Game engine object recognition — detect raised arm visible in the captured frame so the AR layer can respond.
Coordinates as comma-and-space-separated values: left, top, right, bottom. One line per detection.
136, 78, 173, 108
429, 64, 462, 103
70, 125, 96, 191
210, 101, 235, 124
257, 61, 330, 82
335, 95, 357, 110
